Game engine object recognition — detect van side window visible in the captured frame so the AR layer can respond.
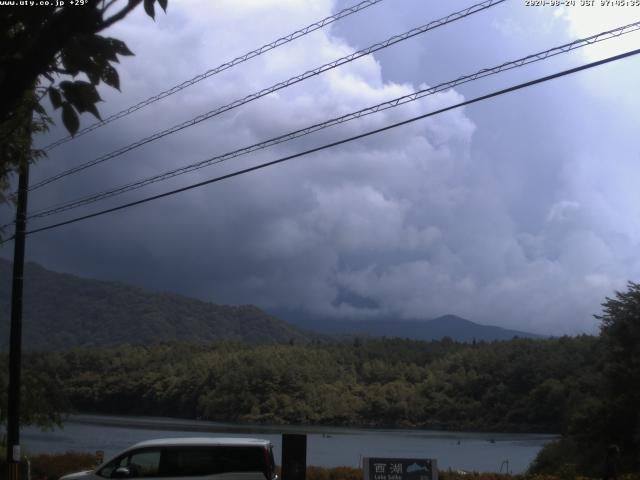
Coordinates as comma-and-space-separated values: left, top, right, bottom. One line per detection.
161, 447, 216, 476
214, 447, 267, 475
159, 446, 269, 478
127, 449, 162, 477
97, 448, 162, 478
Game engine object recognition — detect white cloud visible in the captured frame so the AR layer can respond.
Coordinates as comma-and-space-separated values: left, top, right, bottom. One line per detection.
559, 5, 640, 60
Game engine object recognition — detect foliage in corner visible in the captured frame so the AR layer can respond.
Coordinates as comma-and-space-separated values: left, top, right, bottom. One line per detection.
0, 353, 69, 431
0, 90, 51, 206
594, 282, 640, 472
0, 0, 168, 200
530, 281, 640, 477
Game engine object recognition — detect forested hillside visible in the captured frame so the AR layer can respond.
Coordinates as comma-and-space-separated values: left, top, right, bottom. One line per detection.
9, 336, 598, 433
0, 259, 312, 350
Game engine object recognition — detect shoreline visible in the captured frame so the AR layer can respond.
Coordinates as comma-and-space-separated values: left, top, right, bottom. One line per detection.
24, 413, 555, 473
65, 413, 559, 440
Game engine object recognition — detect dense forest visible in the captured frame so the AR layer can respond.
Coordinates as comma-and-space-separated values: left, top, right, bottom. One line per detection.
5, 336, 597, 433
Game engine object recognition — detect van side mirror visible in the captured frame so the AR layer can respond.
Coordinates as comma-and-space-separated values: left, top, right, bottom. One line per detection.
112, 467, 131, 478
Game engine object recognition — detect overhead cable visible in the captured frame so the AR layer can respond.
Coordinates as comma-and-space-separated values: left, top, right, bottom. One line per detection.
25, 21, 640, 220
29, 0, 505, 192
13, 47, 640, 240
41, 0, 387, 151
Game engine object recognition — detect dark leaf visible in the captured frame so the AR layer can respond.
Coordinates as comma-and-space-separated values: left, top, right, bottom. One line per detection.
157, 0, 167, 12
87, 35, 118, 62
61, 102, 79, 136
75, 81, 102, 105
58, 80, 74, 98
108, 38, 134, 56
86, 69, 101, 85
85, 102, 102, 121
49, 88, 62, 110
60, 41, 92, 76
101, 64, 120, 90
60, 50, 82, 76
144, 0, 155, 19
60, 81, 102, 116
61, 80, 101, 103
32, 102, 47, 116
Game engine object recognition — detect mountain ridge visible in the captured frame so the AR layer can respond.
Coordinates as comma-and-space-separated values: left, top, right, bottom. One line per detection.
0, 258, 312, 350
1, 258, 543, 350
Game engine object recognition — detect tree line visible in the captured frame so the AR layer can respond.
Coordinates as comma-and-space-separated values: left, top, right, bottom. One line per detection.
3, 335, 597, 433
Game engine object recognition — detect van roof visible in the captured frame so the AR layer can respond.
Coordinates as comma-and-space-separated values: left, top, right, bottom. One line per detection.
130, 437, 272, 449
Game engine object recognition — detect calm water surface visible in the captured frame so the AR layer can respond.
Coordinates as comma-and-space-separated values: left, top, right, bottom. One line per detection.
22, 415, 556, 474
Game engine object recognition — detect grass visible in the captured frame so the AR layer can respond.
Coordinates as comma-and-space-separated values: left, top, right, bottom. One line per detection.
28, 452, 98, 480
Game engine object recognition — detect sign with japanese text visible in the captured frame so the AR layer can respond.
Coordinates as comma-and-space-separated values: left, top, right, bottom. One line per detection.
364, 458, 438, 480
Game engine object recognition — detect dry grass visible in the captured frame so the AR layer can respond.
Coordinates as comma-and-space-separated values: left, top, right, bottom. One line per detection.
28, 451, 98, 480
307, 466, 363, 480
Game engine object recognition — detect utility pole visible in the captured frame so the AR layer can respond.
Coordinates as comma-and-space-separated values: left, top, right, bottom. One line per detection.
6, 157, 30, 480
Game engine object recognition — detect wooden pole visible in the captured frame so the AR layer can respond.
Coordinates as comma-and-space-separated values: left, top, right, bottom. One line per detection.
6, 160, 30, 480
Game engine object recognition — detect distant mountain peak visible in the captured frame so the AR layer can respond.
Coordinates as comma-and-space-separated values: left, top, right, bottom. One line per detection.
429, 314, 473, 324
276, 310, 543, 342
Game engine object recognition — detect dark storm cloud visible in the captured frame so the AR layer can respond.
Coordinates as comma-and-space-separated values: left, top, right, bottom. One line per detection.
3, 0, 639, 335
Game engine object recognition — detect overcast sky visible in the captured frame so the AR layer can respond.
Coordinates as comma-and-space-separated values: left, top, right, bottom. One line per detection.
2, 0, 639, 335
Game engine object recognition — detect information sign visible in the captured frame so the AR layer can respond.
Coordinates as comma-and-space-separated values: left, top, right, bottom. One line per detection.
363, 457, 437, 480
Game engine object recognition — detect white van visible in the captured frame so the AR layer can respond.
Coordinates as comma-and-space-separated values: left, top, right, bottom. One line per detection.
60, 438, 277, 480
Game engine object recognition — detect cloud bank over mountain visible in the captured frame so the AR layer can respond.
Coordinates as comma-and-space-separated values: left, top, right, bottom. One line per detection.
2, 0, 639, 335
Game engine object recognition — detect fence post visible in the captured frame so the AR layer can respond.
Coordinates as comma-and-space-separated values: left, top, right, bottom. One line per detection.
281, 434, 306, 480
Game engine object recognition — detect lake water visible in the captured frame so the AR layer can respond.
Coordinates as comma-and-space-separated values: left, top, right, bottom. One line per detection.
22, 415, 556, 474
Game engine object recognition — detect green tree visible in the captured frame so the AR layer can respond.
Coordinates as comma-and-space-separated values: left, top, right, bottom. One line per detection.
0, 0, 170, 427
0, 0, 168, 202
595, 281, 640, 471
0, 89, 49, 205
0, 353, 68, 430
531, 282, 640, 476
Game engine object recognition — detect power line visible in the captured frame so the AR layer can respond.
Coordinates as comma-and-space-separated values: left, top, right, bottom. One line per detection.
24, 21, 640, 221
15, 47, 640, 240
28, 0, 505, 192
41, 0, 387, 152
